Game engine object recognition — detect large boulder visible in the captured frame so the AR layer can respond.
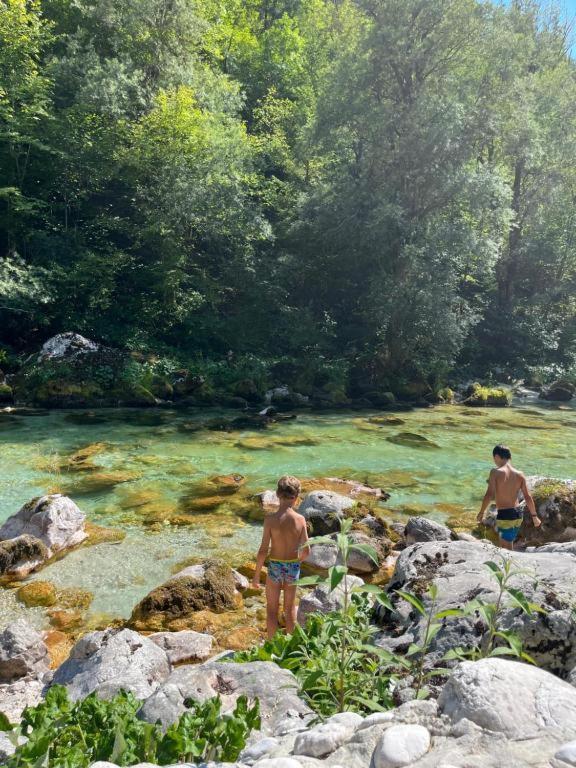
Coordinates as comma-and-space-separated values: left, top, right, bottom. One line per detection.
50, 628, 171, 701
129, 560, 242, 632
37, 332, 100, 361
438, 658, 576, 738
519, 476, 576, 546
298, 491, 354, 536
377, 540, 576, 676
0, 495, 87, 557
297, 576, 364, 625
540, 380, 575, 402
0, 621, 49, 683
0, 535, 49, 577
404, 517, 453, 544
139, 661, 313, 736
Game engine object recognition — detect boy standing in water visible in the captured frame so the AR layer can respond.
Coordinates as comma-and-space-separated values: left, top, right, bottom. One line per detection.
252, 475, 309, 638
477, 444, 541, 550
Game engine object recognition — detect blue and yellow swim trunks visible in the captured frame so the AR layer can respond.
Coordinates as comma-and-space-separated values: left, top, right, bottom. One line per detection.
267, 559, 301, 585
496, 507, 523, 542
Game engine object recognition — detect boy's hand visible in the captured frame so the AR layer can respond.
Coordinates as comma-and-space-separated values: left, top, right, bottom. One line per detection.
251, 579, 262, 591
476, 512, 485, 524
532, 515, 542, 528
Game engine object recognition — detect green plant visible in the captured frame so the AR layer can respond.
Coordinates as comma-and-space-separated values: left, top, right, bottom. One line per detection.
0, 686, 260, 768
444, 557, 544, 664
236, 518, 403, 716
395, 584, 463, 698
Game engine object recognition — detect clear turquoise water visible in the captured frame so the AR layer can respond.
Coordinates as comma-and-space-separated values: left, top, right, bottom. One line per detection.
0, 401, 574, 626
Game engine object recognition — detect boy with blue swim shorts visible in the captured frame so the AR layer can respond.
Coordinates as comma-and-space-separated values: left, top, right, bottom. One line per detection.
252, 476, 310, 638
477, 445, 541, 550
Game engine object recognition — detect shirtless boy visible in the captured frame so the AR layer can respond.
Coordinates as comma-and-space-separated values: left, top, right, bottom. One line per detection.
252, 476, 310, 638
477, 444, 541, 550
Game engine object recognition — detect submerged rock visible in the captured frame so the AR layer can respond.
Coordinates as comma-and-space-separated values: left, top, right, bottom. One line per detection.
51, 628, 170, 701
0, 495, 87, 557
139, 660, 313, 734
16, 581, 57, 607
386, 432, 440, 449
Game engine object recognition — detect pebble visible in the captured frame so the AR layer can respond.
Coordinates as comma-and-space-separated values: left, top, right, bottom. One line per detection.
555, 742, 576, 765
373, 724, 431, 768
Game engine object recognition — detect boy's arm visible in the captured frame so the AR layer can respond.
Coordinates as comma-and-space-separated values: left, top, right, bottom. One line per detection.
520, 475, 541, 528
477, 470, 497, 522
252, 518, 271, 588
298, 520, 310, 562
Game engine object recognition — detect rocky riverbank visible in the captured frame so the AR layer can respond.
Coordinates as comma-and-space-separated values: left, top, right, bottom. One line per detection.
0, 474, 576, 766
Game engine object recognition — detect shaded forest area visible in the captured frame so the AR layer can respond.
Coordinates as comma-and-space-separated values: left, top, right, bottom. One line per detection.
2, 0, 576, 397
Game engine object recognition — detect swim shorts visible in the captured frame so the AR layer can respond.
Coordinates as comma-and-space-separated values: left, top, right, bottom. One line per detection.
267, 559, 301, 585
496, 507, 523, 542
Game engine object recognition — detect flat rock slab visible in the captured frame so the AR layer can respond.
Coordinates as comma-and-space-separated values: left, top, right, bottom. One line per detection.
51, 628, 170, 701
139, 661, 313, 736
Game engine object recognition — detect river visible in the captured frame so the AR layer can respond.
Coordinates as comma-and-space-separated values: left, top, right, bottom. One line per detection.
0, 401, 573, 628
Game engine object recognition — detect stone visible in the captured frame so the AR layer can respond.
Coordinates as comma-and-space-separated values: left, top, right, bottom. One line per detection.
240, 737, 279, 764
253, 760, 304, 768
51, 628, 171, 701
378, 539, 576, 676
0, 678, 44, 723
16, 581, 57, 607
0, 535, 49, 577
517, 476, 576, 546
174, 564, 249, 593
404, 517, 452, 544
139, 661, 313, 735
0, 621, 49, 683
0, 495, 87, 556
303, 543, 337, 572
293, 713, 363, 757
297, 575, 364, 625
555, 742, 576, 765
342, 531, 385, 574
149, 631, 215, 664
373, 724, 431, 768
298, 491, 354, 536
37, 332, 100, 361
438, 658, 576, 737
540, 381, 575, 402
130, 561, 240, 631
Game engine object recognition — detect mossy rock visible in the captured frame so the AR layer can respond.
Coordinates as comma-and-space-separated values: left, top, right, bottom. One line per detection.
149, 375, 173, 400
62, 470, 140, 495
32, 380, 104, 408
115, 383, 157, 406
0, 535, 49, 577
436, 387, 455, 404
386, 432, 441, 449
16, 580, 57, 607
368, 415, 406, 426
84, 521, 126, 546
464, 383, 512, 407
0, 382, 13, 403
129, 560, 239, 631
364, 391, 396, 407
56, 586, 93, 611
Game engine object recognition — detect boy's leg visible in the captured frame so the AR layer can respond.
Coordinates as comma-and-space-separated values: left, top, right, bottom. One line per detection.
498, 535, 513, 551
283, 585, 298, 634
265, 579, 282, 639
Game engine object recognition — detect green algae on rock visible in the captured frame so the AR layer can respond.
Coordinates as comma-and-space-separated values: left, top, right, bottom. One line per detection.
464, 383, 512, 407
386, 432, 441, 449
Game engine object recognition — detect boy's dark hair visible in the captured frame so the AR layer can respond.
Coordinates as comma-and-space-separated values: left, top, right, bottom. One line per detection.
277, 475, 301, 498
493, 444, 512, 460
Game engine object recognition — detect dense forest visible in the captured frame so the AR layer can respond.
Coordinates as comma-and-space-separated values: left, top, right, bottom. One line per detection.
2, 0, 576, 398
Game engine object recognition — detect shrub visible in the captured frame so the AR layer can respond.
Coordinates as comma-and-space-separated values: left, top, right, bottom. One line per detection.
0, 686, 260, 768
464, 383, 511, 407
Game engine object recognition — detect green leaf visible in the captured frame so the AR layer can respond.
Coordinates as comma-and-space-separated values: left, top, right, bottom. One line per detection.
0, 712, 13, 732
395, 590, 426, 617
297, 575, 322, 587
329, 565, 347, 591
349, 543, 379, 565
505, 587, 534, 615
435, 608, 465, 619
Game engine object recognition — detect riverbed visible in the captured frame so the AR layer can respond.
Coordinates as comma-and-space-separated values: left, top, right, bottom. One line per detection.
0, 402, 573, 627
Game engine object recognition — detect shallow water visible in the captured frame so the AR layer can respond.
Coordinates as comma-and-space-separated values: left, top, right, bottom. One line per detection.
0, 401, 574, 625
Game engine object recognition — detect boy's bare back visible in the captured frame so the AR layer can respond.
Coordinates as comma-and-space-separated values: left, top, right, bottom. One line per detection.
266, 508, 307, 561
490, 463, 526, 509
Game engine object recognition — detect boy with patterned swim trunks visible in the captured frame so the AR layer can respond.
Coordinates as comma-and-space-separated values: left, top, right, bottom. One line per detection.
252, 476, 310, 638
477, 444, 541, 550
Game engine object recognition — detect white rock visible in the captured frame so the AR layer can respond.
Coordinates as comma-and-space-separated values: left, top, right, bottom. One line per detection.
357, 712, 395, 731
438, 658, 576, 738
0, 678, 44, 723
555, 742, 576, 765
0, 620, 49, 683
51, 628, 171, 701
0, 495, 87, 556
240, 737, 279, 764
38, 332, 100, 361
149, 631, 214, 664
297, 575, 364, 625
373, 724, 431, 768
404, 517, 452, 544
293, 713, 361, 757
254, 760, 303, 768
173, 564, 248, 592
